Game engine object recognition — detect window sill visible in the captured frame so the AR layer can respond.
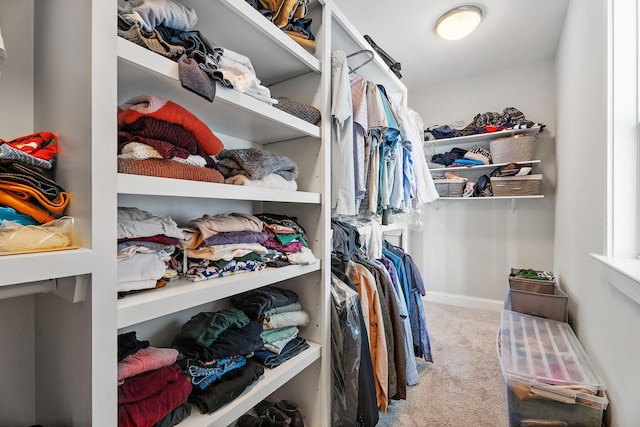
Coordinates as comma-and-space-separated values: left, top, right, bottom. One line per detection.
590, 254, 640, 305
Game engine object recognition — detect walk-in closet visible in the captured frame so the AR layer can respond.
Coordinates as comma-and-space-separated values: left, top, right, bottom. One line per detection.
1, 0, 640, 426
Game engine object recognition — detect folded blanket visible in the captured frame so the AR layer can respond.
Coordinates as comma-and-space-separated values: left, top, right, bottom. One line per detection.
186, 242, 269, 261
0, 160, 62, 198
216, 148, 298, 181
117, 158, 224, 183
118, 95, 223, 155
180, 213, 264, 250
1, 132, 58, 161
225, 173, 297, 191
0, 181, 70, 222
118, 206, 184, 240
0, 144, 52, 169
262, 310, 309, 330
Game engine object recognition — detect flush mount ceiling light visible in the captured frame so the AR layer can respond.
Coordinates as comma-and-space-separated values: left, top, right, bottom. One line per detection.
435, 5, 483, 40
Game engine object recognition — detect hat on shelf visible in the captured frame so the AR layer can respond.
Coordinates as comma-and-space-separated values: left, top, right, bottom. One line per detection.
464, 145, 492, 165
274, 97, 321, 125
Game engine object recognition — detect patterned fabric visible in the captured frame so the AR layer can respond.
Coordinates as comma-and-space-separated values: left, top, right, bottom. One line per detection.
185, 258, 266, 282
0, 144, 52, 169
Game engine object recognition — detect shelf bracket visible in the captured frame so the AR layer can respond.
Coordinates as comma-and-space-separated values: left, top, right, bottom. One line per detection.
510, 199, 516, 212
0, 275, 89, 303
54, 274, 90, 303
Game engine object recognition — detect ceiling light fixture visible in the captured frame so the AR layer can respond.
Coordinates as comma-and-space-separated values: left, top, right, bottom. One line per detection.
435, 5, 483, 40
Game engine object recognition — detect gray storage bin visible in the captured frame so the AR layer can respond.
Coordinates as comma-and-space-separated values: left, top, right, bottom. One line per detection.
509, 281, 568, 323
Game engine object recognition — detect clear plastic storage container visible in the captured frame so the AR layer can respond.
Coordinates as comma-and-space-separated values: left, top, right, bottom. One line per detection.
498, 310, 608, 427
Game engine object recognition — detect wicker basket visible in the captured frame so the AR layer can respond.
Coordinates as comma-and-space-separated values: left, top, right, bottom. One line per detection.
490, 174, 542, 196
490, 134, 537, 163
434, 179, 465, 197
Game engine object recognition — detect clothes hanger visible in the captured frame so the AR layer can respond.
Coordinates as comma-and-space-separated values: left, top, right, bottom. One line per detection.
346, 49, 375, 73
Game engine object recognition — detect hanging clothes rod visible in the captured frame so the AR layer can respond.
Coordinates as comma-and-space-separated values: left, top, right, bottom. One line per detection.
347, 49, 375, 73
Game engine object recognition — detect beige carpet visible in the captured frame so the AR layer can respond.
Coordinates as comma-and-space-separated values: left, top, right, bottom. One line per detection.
377, 300, 509, 427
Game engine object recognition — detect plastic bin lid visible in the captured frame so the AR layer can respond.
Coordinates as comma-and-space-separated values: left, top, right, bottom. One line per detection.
499, 310, 606, 391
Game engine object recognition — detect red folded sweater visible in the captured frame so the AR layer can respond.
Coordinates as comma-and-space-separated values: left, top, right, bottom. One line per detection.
118, 364, 192, 427
118, 95, 224, 156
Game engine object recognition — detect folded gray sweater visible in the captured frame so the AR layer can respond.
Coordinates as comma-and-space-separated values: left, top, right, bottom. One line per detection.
216, 148, 298, 181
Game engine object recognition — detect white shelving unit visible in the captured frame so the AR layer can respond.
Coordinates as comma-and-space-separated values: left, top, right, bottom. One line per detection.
425, 127, 546, 203
425, 125, 543, 148
115, 0, 330, 426
0, 0, 404, 424
0, 1, 117, 425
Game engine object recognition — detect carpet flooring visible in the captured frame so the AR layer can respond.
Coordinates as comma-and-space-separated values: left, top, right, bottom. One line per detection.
377, 300, 509, 426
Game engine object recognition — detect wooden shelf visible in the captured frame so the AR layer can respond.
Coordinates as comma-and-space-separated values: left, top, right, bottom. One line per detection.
117, 263, 321, 328
179, 342, 321, 427
117, 38, 321, 144
117, 174, 321, 204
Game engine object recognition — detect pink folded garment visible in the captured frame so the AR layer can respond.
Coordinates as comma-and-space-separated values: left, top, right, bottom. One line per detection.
118, 346, 179, 382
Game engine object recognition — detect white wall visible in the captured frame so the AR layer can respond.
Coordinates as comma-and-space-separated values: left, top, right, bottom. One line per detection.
408, 60, 556, 304
555, 0, 640, 425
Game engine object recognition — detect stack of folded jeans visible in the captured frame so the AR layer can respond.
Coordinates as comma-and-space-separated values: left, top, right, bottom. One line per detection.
232, 286, 311, 368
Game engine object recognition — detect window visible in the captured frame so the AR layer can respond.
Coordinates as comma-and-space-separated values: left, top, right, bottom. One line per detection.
592, 0, 640, 305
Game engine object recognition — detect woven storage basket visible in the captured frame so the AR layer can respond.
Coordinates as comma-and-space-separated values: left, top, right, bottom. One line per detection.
274, 97, 321, 124
434, 179, 465, 197
490, 174, 542, 196
490, 134, 537, 163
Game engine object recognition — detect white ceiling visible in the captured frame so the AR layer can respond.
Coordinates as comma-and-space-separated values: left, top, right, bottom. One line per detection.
331, 0, 570, 92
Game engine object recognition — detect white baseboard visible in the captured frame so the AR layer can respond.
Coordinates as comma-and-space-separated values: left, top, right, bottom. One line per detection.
423, 291, 504, 312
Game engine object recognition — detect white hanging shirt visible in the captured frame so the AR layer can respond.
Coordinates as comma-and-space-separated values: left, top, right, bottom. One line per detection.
331, 50, 356, 215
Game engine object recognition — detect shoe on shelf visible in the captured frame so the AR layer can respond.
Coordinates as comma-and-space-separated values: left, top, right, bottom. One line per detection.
275, 400, 304, 427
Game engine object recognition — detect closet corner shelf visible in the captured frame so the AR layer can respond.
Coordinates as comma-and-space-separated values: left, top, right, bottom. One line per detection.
0, 248, 92, 287
117, 39, 321, 144
424, 126, 543, 148
117, 174, 321, 204
117, 263, 321, 329
179, 342, 321, 427
192, 0, 321, 84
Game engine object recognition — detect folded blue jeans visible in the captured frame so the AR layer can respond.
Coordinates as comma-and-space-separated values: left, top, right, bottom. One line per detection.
253, 337, 309, 369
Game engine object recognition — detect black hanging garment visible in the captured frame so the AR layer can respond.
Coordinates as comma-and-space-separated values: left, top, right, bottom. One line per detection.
363, 35, 402, 79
